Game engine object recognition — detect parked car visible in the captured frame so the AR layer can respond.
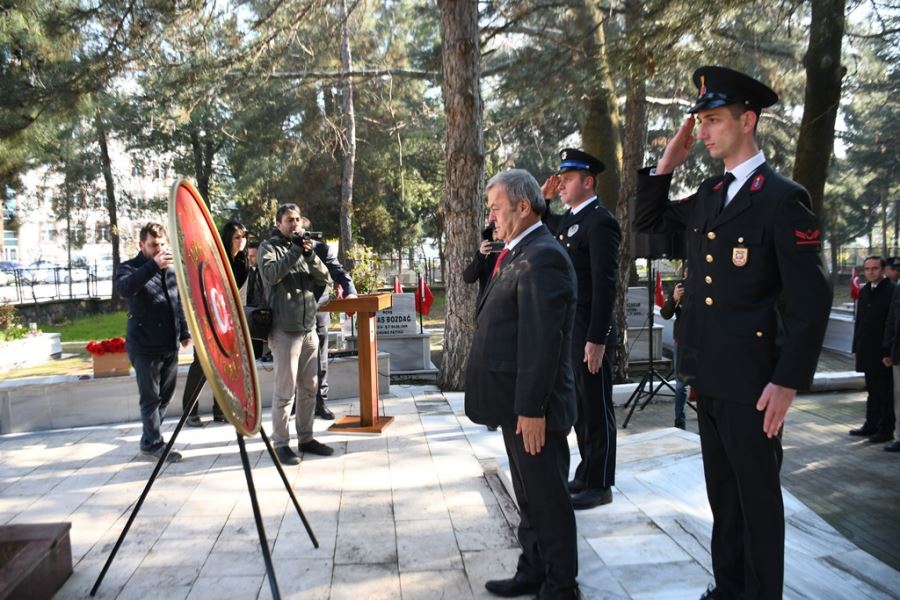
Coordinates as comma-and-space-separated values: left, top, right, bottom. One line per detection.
92, 259, 116, 280
21, 260, 60, 284
0, 260, 21, 286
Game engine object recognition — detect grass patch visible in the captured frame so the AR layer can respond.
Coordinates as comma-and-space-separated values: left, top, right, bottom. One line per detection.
42, 311, 128, 342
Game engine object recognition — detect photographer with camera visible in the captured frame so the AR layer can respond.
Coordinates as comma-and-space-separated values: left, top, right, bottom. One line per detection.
259, 204, 333, 465
660, 265, 689, 429
462, 219, 503, 300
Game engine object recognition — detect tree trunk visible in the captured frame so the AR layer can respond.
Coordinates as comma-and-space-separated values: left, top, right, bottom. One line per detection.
612, 0, 648, 384
189, 127, 213, 202
881, 190, 888, 257
893, 199, 899, 255
338, 0, 356, 266
576, 0, 623, 213
95, 110, 121, 307
792, 0, 846, 245
437, 0, 484, 391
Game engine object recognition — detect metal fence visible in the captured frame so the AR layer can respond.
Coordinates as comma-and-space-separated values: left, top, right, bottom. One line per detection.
0, 267, 106, 304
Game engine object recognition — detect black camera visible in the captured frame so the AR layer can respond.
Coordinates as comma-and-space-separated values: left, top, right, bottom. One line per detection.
488, 240, 506, 253
303, 231, 324, 241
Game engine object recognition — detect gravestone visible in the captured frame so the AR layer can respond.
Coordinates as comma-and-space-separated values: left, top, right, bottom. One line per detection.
346, 293, 437, 376
625, 286, 662, 361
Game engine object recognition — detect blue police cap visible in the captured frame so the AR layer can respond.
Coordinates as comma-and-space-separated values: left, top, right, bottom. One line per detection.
557, 148, 605, 175
689, 66, 778, 114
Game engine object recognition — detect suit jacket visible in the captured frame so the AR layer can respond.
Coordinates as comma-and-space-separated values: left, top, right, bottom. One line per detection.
462, 250, 499, 299
551, 200, 620, 344
312, 240, 357, 306
634, 163, 832, 403
882, 284, 900, 363
464, 224, 577, 431
853, 278, 895, 371
116, 252, 190, 356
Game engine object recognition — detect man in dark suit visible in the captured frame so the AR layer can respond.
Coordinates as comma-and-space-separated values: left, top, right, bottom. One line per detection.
542, 148, 621, 509
116, 223, 192, 462
851, 256, 895, 443
634, 66, 832, 600
462, 221, 500, 300
301, 218, 357, 420
465, 169, 579, 600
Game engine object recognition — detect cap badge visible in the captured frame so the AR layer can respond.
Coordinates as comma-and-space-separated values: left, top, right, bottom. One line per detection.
561, 151, 568, 160
699, 75, 707, 97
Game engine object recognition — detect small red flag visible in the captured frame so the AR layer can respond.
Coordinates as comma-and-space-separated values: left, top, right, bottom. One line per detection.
655, 271, 665, 308
850, 268, 861, 300
393, 276, 403, 294
415, 274, 435, 316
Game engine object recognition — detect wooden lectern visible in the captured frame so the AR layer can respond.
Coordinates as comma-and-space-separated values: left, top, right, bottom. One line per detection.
319, 293, 393, 433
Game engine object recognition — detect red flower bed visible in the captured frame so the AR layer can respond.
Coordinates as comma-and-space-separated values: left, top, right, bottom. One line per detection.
85, 337, 126, 356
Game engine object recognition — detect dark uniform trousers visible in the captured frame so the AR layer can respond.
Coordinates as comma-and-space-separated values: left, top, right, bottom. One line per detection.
500, 420, 577, 595
572, 325, 616, 489
547, 201, 621, 492
698, 396, 784, 600
864, 366, 895, 436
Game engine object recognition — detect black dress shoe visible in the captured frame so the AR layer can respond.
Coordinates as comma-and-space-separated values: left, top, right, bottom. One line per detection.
275, 446, 300, 465
674, 418, 686, 430
849, 426, 877, 436
186, 415, 203, 427
567, 478, 585, 494
299, 439, 334, 456
213, 414, 227, 423
571, 487, 613, 510
867, 432, 894, 443
315, 405, 335, 420
484, 573, 543, 597
884, 440, 900, 452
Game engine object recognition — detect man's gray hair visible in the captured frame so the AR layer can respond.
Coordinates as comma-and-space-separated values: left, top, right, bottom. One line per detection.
486, 169, 546, 215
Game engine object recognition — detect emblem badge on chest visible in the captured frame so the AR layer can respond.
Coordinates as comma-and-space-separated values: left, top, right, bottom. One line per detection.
732, 247, 749, 267
567, 224, 579, 237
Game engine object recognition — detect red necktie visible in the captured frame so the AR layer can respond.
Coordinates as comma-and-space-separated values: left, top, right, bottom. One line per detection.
491, 248, 510, 278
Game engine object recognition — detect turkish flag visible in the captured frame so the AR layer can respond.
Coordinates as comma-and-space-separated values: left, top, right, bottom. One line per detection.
393, 276, 403, 294
655, 271, 665, 308
416, 274, 435, 316
850, 268, 861, 300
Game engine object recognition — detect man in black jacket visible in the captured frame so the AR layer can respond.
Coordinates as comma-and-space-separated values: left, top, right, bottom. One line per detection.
542, 148, 621, 510
634, 66, 832, 600
462, 221, 501, 300
301, 218, 357, 420
116, 223, 192, 462
851, 256, 896, 443
465, 169, 579, 600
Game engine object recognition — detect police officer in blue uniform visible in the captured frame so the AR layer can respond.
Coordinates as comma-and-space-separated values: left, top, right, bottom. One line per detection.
634, 66, 832, 599
543, 148, 621, 510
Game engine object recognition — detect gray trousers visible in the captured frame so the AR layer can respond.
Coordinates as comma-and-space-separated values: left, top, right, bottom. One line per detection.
269, 328, 319, 448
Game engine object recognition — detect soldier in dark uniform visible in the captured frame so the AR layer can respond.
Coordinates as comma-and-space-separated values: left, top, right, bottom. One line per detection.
542, 148, 621, 510
850, 256, 895, 443
634, 66, 832, 600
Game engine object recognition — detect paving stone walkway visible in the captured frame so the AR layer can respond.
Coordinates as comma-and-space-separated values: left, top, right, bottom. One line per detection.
0, 385, 897, 599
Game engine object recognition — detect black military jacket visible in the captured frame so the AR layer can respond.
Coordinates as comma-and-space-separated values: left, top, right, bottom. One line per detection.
548, 200, 621, 345
634, 163, 832, 403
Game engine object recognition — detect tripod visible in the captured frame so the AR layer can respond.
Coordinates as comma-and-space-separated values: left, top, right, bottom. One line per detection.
622, 260, 676, 428
90, 395, 318, 600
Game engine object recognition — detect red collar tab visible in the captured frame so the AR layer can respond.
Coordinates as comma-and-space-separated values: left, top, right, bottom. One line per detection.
750, 173, 765, 192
